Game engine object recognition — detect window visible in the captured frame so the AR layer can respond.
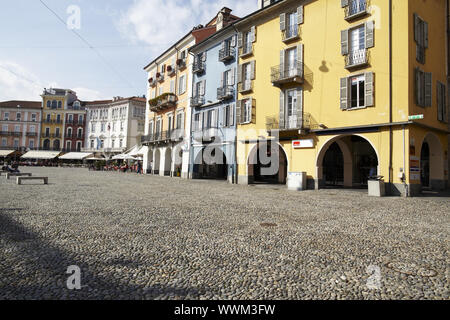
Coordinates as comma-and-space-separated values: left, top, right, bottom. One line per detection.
14, 125, 20, 132
179, 75, 186, 94
223, 104, 234, 127
77, 142, 82, 151
30, 125, 35, 133
119, 139, 123, 148
16, 112, 21, 121
168, 114, 173, 133
51, 100, 57, 109
156, 118, 161, 134
100, 140, 104, 148
31, 113, 36, 122
285, 47, 298, 77
170, 80, 175, 93
91, 123, 96, 132
13, 139, 19, 148
243, 99, 252, 123
159, 87, 163, 96
56, 114, 61, 123
47, 101, 51, 108
414, 14, 428, 64
68, 114, 73, 123
4, 112, 9, 120
149, 120, 154, 135
2, 124, 7, 132
176, 112, 183, 129
112, 139, 115, 148
66, 141, 72, 151
29, 140, 34, 149
193, 113, 200, 131
437, 81, 447, 122
243, 31, 252, 54
341, 22, 373, 67
286, 89, 298, 128
415, 68, 432, 107
45, 128, 50, 136
101, 123, 105, 132
73, 101, 81, 110
90, 140, 94, 148
1, 138, 6, 147
340, 73, 374, 110
46, 114, 51, 122
58, 101, 62, 109
120, 121, 124, 131
55, 128, 60, 137
67, 128, 72, 136
152, 89, 156, 99
78, 115, 83, 123
78, 128, 83, 137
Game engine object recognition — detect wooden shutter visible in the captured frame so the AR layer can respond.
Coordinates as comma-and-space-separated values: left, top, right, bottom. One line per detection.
297, 6, 304, 25
365, 72, 374, 107
341, 29, 349, 56
424, 21, 428, 48
230, 103, 235, 126
424, 72, 432, 107
231, 67, 236, 85
251, 26, 256, 43
237, 32, 243, 48
340, 77, 348, 110
237, 64, 242, 83
297, 43, 304, 77
415, 68, 421, 106
180, 112, 185, 130
279, 91, 285, 129
296, 88, 303, 128
201, 80, 206, 96
280, 13, 286, 31
437, 82, 443, 121
231, 35, 236, 47
221, 72, 225, 88
341, 0, 349, 7
280, 49, 285, 77
202, 52, 207, 62
250, 61, 256, 80
414, 13, 420, 44
251, 99, 256, 124
236, 100, 242, 125
365, 21, 375, 48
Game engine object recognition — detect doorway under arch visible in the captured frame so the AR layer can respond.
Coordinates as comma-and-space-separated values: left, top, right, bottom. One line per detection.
420, 133, 444, 190
193, 147, 228, 180
248, 141, 288, 184
154, 149, 161, 175
164, 148, 172, 176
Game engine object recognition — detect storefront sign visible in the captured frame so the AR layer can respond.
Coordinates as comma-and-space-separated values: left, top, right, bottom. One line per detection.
410, 156, 420, 181
292, 139, 314, 149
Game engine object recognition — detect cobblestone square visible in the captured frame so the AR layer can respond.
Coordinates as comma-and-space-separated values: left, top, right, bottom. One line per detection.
0, 167, 448, 300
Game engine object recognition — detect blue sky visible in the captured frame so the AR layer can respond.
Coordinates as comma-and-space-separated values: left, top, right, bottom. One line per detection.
0, 0, 255, 102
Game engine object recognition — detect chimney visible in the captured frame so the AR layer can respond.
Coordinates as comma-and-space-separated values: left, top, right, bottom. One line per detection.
216, 7, 232, 31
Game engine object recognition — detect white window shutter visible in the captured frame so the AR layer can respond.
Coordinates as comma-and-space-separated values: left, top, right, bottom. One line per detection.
341, 0, 349, 7
202, 52, 207, 62
341, 29, 349, 56
250, 61, 256, 80
297, 6, 304, 25
237, 32, 243, 48
280, 49, 285, 72
221, 72, 225, 88
424, 72, 432, 107
297, 44, 304, 77
230, 103, 235, 126
280, 13, 286, 31
251, 26, 256, 43
340, 77, 348, 110
365, 72, 374, 107
231, 67, 236, 85
237, 64, 242, 83
279, 91, 285, 129
236, 100, 242, 125
181, 112, 185, 130
231, 35, 236, 47
296, 88, 303, 128
365, 21, 375, 48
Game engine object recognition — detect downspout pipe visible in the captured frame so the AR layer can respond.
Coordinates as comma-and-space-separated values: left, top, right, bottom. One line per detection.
188, 51, 196, 179
388, 0, 393, 194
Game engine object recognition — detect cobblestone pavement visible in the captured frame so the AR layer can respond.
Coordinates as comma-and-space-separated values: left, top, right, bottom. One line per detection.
0, 167, 448, 300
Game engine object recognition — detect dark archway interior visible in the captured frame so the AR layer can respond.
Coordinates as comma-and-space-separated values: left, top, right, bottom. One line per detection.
193, 148, 228, 180
351, 136, 378, 187
250, 142, 287, 185
323, 142, 344, 187
420, 142, 430, 188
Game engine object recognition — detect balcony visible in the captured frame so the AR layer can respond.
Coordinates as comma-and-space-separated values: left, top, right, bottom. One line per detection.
167, 65, 176, 77
238, 80, 253, 94
271, 61, 304, 86
176, 58, 187, 70
148, 78, 157, 87
344, 0, 369, 21
282, 25, 300, 43
217, 86, 234, 101
149, 93, 178, 112
0, 131, 10, 136
141, 130, 184, 145
266, 113, 315, 137
193, 60, 205, 74
219, 47, 235, 62
239, 43, 253, 58
156, 73, 165, 82
190, 95, 205, 108
26, 132, 37, 137
345, 49, 369, 69
43, 119, 53, 124
12, 131, 22, 137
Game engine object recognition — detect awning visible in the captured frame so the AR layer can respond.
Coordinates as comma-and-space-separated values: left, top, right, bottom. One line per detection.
21, 151, 60, 160
59, 152, 93, 160
130, 145, 146, 156
112, 154, 135, 160
0, 150, 15, 157
85, 157, 105, 161
126, 145, 140, 156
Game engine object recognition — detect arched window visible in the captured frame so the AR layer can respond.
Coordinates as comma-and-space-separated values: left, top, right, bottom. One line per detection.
67, 128, 72, 136
77, 128, 83, 138
73, 101, 80, 110
58, 101, 62, 108
47, 101, 51, 108
51, 100, 57, 109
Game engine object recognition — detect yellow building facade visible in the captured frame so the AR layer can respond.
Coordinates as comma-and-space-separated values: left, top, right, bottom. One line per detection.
235, 0, 449, 196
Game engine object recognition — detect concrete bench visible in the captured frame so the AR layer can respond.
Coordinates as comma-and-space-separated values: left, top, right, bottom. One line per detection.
6, 172, 32, 179
17, 176, 48, 185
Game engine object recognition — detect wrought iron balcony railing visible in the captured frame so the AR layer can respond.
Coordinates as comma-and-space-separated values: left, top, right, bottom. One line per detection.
193, 60, 205, 74
271, 61, 304, 85
190, 95, 205, 108
219, 47, 235, 62
345, 49, 369, 68
345, 0, 369, 20
266, 113, 316, 134
282, 25, 300, 42
141, 130, 184, 144
26, 132, 37, 137
149, 93, 178, 112
217, 86, 234, 100
238, 80, 253, 93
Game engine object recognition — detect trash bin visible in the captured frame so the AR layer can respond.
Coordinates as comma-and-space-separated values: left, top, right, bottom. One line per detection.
368, 175, 385, 197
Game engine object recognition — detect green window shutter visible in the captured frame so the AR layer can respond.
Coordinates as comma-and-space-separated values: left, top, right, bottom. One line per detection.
340, 77, 348, 110
250, 60, 256, 80
237, 32, 243, 48
297, 43, 304, 77
341, 29, 349, 56
279, 91, 285, 129
297, 6, 304, 25
236, 100, 242, 125
424, 72, 432, 107
341, 0, 349, 7
437, 82, 443, 121
280, 13, 286, 31
296, 88, 303, 128
365, 72, 374, 107
365, 21, 375, 49
251, 26, 256, 43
